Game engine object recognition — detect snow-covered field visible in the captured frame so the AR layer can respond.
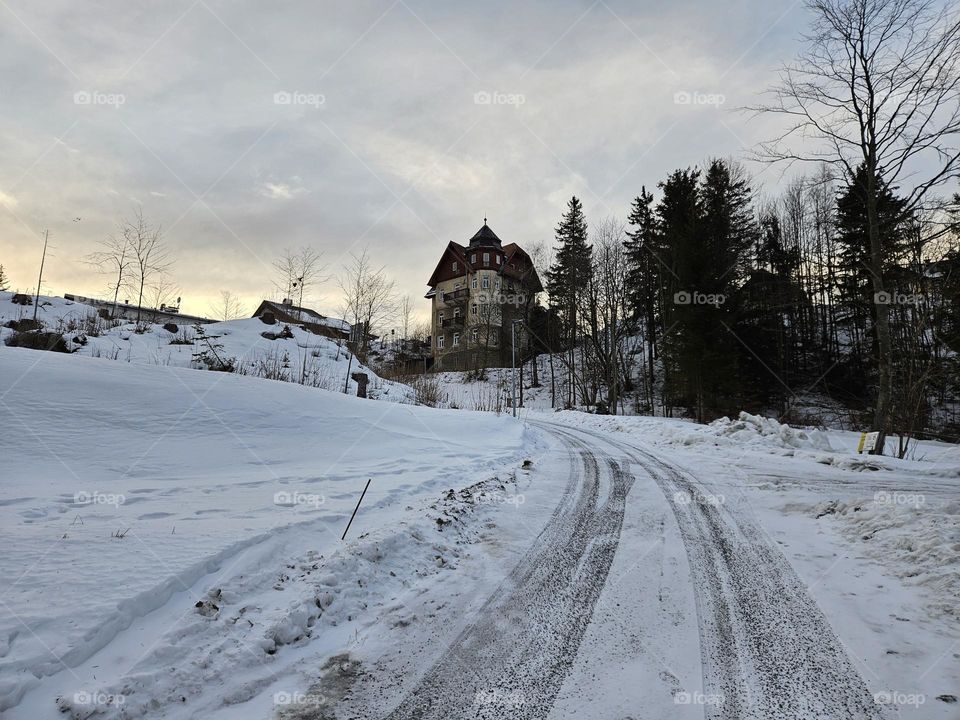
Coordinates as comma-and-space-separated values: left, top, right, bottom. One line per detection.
0, 347, 537, 716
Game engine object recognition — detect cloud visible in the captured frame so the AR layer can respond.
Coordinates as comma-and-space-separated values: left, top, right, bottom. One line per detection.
259, 181, 308, 201
0, 0, 833, 317
0, 191, 18, 209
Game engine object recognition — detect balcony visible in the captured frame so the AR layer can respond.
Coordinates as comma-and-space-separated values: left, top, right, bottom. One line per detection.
439, 314, 464, 329
441, 287, 470, 305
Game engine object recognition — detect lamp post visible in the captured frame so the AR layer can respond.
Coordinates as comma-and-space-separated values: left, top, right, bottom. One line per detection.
511, 319, 523, 418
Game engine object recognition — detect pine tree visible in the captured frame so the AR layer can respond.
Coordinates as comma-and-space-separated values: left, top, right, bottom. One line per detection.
546, 196, 592, 405
835, 164, 909, 382
0, 264, 9, 292
657, 161, 757, 420
624, 187, 661, 409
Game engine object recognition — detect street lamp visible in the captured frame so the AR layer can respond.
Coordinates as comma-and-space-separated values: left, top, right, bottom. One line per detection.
511, 319, 523, 418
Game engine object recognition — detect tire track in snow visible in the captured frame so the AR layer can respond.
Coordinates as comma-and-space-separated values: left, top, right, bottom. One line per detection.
380, 428, 633, 719
552, 422, 891, 720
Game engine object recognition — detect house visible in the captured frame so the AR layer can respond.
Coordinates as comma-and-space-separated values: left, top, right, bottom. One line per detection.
63, 293, 215, 326
252, 299, 351, 341
425, 220, 542, 370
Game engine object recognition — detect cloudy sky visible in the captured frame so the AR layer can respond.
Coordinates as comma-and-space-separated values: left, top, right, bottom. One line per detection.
1, 0, 812, 321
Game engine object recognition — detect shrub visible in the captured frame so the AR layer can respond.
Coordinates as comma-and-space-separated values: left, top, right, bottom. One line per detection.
5, 331, 70, 353
409, 374, 448, 408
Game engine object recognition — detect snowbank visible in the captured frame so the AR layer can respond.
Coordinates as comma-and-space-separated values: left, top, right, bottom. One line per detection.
812, 497, 960, 628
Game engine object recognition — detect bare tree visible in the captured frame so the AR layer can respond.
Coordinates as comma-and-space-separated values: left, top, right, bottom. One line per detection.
120, 209, 172, 322
147, 278, 180, 315
398, 294, 414, 342
210, 290, 247, 321
337, 249, 398, 358
754, 0, 960, 452
273, 247, 327, 314
86, 230, 134, 315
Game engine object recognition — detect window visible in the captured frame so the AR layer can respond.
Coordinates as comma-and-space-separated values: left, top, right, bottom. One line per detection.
438, 335, 445, 349
472, 328, 478, 341
438, 289, 444, 302
491, 334, 498, 346
496, 255, 501, 265
453, 261, 458, 272
471, 304, 478, 315
483, 252, 490, 265
471, 254, 477, 264
471, 276, 477, 289
482, 276, 490, 289
453, 333, 460, 347
454, 307, 461, 318
495, 278, 501, 290
437, 311, 444, 326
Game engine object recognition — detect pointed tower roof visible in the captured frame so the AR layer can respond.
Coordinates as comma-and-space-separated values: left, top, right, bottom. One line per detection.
467, 219, 502, 248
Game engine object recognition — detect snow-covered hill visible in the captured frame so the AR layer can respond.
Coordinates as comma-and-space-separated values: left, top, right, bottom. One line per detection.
0, 347, 537, 714
0, 292, 412, 402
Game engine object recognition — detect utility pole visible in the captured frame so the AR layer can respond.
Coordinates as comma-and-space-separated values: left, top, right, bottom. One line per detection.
33, 230, 49, 324
511, 319, 523, 417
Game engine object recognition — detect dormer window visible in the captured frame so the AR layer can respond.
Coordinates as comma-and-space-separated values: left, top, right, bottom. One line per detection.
471, 254, 477, 263
453, 261, 458, 272
483, 252, 490, 265
495, 255, 501, 265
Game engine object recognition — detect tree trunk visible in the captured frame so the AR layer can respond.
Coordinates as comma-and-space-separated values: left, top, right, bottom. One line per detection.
866, 171, 892, 455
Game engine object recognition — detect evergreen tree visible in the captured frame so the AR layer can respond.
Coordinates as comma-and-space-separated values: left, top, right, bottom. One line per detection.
834, 165, 909, 382
0, 264, 9, 292
658, 161, 758, 420
625, 187, 662, 408
835, 164, 908, 310
546, 197, 592, 405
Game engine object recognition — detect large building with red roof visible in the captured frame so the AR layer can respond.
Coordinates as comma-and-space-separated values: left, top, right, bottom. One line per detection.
425, 221, 542, 370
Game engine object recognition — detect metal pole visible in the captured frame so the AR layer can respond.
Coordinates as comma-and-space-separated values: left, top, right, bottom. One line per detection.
511, 321, 516, 417
33, 230, 49, 324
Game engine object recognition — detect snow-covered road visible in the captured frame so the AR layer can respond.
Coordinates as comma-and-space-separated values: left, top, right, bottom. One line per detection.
340, 420, 938, 719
